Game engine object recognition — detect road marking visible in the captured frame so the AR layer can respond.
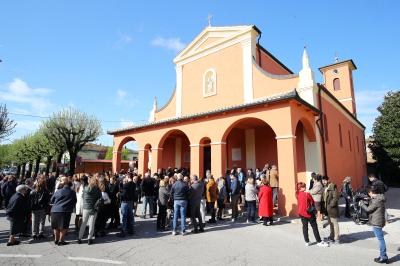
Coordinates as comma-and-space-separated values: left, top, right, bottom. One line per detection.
0, 254, 42, 258
68, 257, 125, 264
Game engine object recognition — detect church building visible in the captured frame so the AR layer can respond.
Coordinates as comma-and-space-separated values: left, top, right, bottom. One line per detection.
108, 25, 367, 216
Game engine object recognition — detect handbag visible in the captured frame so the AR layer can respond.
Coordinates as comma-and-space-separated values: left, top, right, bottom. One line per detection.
307, 203, 317, 216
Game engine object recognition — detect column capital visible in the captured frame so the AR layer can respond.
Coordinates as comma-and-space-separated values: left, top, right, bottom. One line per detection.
275, 135, 296, 140
210, 141, 227, 145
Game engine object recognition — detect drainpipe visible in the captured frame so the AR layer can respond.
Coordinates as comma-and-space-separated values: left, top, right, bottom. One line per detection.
316, 84, 328, 177
257, 33, 262, 67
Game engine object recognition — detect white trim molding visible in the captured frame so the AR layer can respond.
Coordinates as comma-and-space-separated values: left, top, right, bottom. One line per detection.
203, 68, 217, 97
112, 151, 122, 154
275, 135, 297, 140
175, 65, 183, 117
242, 36, 254, 103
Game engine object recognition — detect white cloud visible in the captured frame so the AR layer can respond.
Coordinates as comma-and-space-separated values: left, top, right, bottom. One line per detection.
151, 37, 186, 53
0, 78, 53, 115
117, 89, 127, 100
355, 88, 393, 135
115, 89, 138, 108
120, 118, 135, 128
113, 32, 134, 49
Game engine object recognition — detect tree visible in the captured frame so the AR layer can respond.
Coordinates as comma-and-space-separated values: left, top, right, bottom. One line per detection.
0, 144, 12, 167
370, 91, 400, 185
42, 108, 102, 175
105, 146, 131, 160
40, 125, 65, 176
0, 104, 16, 142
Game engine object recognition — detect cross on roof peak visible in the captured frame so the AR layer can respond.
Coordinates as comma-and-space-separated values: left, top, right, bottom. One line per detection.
207, 14, 213, 27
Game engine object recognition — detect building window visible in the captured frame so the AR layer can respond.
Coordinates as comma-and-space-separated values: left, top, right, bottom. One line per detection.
348, 130, 352, 151
333, 78, 341, 91
203, 68, 217, 97
339, 124, 343, 147
323, 114, 329, 142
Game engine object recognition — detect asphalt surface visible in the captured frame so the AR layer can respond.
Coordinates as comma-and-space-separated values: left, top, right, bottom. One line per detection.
0, 188, 398, 266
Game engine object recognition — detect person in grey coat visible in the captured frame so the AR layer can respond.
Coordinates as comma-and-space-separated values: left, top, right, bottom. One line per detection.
360, 185, 388, 264
157, 180, 170, 231
189, 175, 204, 233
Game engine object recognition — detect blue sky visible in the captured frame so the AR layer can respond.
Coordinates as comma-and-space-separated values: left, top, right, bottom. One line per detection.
0, 0, 399, 148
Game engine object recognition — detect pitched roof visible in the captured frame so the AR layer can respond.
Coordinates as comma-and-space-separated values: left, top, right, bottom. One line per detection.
108, 89, 320, 135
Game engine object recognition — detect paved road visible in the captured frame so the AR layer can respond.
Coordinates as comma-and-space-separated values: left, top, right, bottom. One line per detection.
0, 189, 399, 266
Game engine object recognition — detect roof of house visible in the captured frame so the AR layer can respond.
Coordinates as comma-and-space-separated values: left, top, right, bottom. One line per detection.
108, 89, 320, 135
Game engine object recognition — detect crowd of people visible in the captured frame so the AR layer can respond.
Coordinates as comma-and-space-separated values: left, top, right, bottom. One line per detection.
0, 166, 394, 263
0, 164, 277, 245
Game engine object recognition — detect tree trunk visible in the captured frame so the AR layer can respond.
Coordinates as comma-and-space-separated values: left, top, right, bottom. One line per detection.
16, 165, 21, 179
55, 152, 63, 177
34, 156, 41, 178
21, 163, 26, 179
45, 156, 53, 176
69, 153, 77, 176
27, 162, 33, 178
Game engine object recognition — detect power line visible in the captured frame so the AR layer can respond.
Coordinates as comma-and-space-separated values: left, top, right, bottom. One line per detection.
8, 112, 147, 123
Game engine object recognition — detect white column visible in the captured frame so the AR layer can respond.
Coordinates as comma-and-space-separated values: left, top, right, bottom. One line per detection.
175, 64, 183, 117
245, 129, 256, 169
175, 138, 182, 168
242, 37, 253, 104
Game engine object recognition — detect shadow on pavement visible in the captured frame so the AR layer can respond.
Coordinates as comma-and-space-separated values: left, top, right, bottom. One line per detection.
340, 230, 376, 243
389, 254, 400, 264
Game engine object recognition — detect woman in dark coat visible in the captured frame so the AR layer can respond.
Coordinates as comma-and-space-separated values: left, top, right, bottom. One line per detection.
258, 177, 274, 226
50, 177, 77, 246
6, 185, 29, 246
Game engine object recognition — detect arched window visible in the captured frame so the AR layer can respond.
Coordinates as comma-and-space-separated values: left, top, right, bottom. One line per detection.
333, 78, 341, 91
339, 123, 343, 147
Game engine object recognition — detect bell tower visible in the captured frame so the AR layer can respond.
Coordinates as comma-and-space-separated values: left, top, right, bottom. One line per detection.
319, 59, 357, 116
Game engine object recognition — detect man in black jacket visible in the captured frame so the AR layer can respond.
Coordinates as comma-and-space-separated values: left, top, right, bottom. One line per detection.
118, 176, 136, 237
189, 175, 204, 233
107, 176, 120, 229
2, 176, 17, 209
141, 173, 155, 218
171, 174, 189, 235
6, 185, 29, 246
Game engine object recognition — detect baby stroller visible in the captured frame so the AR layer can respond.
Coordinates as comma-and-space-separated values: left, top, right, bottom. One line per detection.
350, 189, 370, 225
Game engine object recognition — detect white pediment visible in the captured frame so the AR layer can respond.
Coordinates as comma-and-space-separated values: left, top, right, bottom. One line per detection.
174, 25, 255, 64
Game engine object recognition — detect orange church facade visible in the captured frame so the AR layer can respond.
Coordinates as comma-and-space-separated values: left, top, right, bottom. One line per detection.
108, 25, 367, 216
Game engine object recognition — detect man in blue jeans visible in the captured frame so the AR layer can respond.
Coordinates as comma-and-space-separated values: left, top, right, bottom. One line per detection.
141, 173, 156, 218
171, 173, 189, 236
118, 176, 136, 237
360, 185, 388, 264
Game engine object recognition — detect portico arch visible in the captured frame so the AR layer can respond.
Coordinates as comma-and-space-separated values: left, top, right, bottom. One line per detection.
112, 136, 136, 174
222, 117, 277, 171
158, 129, 191, 171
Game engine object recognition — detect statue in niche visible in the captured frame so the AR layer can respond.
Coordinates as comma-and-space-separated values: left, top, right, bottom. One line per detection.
204, 70, 215, 95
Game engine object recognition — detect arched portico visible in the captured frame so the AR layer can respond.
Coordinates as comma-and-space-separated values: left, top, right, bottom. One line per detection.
112, 135, 136, 173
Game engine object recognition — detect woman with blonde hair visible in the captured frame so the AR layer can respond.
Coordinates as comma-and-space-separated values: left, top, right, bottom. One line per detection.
78, 177, 101, 245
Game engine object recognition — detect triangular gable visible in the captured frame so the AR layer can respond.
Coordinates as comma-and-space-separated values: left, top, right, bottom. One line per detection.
174, 25, 255, 64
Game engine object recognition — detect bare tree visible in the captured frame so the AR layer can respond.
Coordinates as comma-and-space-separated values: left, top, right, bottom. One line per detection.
0, 104, 16, 141
42, 108, 102, 175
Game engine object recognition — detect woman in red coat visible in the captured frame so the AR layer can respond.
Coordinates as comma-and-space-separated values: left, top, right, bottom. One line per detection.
296, 182, 328, 247
258, 177, 274, 226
